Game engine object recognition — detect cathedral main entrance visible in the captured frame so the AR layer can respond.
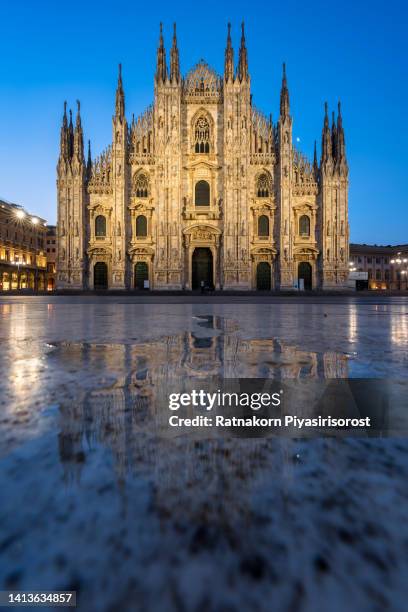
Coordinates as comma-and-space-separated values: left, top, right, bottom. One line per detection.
94, 262, 108, 290
298, 261, 312, 290
256, 262, 272, 290
192, 248, 213, 290
134, 262, 149, 290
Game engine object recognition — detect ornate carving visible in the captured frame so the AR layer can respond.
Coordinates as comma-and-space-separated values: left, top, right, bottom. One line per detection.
183, 61, 222, 102
133, 172, 150, 197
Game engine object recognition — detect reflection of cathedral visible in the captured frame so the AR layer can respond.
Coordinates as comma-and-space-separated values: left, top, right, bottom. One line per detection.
56, 330, 349, 479
57, 23, 349, 291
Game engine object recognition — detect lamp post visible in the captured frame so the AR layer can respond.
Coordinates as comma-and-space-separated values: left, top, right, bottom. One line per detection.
390, 252, 408, 291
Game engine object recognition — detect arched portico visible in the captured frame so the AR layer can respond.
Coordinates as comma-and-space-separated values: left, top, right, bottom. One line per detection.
293, 246, 319, 290
183, 225, 221, 290
87, 246, 112, 290
128, 246, 155, 290
250, 247, 277, 290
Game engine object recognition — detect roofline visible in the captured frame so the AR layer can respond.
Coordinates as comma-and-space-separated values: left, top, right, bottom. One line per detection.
350, 243, 408, 254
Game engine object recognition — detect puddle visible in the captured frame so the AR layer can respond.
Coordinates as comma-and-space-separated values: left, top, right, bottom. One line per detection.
0, 312, 407, 611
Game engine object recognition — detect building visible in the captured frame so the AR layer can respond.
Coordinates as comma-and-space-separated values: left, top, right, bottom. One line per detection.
349, 244, 408, 290
46, 225, 57, 290
0, 199, 47, 291
57, 23, 349, 292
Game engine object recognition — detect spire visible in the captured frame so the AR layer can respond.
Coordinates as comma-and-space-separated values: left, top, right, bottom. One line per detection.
237, 22, 248, 82
63, 101, 68, 128
59, 101, 70, 161
86, 140, 92, 181
336, 100, 347, 169
170, 23, 180, 83
321, 102, 332, 163
115, 63, 125, 121
224, 22, 234, 82
279, 63, 290, 120
76, 99, 82, 128
156, 23, 167, 83
73, 99, 84, 162
331, 110, 337, 161
313, 140, 319, 175
68, 108, 74, 159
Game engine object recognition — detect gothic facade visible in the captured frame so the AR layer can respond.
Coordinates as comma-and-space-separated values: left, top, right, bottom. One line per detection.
56, 23, 349, 291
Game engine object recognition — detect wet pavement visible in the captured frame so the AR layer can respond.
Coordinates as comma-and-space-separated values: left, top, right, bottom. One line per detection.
0, 296, 407, 611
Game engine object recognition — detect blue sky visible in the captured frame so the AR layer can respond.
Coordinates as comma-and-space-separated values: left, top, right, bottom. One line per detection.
0, 0, 406, 243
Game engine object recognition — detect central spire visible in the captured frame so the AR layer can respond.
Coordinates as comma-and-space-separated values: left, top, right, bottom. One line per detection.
115, 63, 125, 121
170, 23, 180, 83
279, 63, 290, 120
224, 22, 234, 82
237, 22, 248, 82
156, 23, 167, 83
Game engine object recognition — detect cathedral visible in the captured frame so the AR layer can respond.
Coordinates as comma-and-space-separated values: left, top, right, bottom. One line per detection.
56, 23, 349, 291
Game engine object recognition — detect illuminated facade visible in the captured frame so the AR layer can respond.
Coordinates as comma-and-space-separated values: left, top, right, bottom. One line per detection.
0, 199, 47, 291
349, 243, 408, 291
57, 23, 349, 291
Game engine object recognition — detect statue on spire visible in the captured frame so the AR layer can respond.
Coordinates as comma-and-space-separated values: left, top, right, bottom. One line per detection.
279, 63, 290, 120
336, 101, 348, 173
224, 22, 234, 82
115, 63, 125, 121
331, 110, 337, 161
313, 140, 319, 176
73, 100, 84, 163
321, 102, 332, 164
237, 22, 248, 82
86, 140, 92, 182
58, 101, 70, 163
170, 23, 180, 83
156, 23, 167, 83
68, 108, 74, 159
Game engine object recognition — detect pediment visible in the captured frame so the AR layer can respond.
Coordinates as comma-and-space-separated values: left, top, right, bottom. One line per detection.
183, 223, 221, 236
293, 245, 319, 255
184, 159, 221, 171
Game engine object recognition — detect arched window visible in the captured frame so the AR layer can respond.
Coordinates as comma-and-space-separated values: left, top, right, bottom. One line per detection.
194, 116, 210, 154
136, 215, 147, 237
195, 180, 210, 206
95, 215, 106, 237
135, 174, 149, 198
257, 174, 270, 198
258, 215, 269, 237
299, 215, 310, 237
